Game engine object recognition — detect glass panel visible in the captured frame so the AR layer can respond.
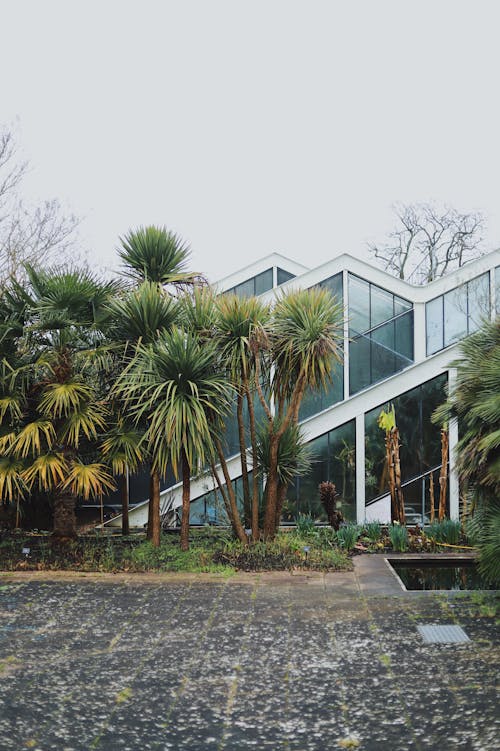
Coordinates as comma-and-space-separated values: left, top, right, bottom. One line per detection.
289, 421, 356, 523
444, 286, 468, 346
298, 432, 329, 518
299, 355, 343, 420
394, 294, 412, 317
371, 321, 396, 383
468, 272, 490, 333
320, 273, 343, 303
364, 374, 448, 504
349, 335, 371, 394
395, 310, 414, 362
254, 268, 273, 296
426, 296, 444, 354
496, 267, 500, 315
348, 275, 370, 334
370, 284, 394, 328
277, 268, 295, 286
328, 421, 356, 522
234, 278, 255, 298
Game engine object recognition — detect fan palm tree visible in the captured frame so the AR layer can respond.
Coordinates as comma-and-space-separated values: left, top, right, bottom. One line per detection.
0, 265, 118, 538
116, 327, 232, 549
433, 318, 500, 583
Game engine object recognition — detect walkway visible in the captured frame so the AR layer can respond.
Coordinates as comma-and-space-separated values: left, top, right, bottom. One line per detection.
0, 560, 498, 750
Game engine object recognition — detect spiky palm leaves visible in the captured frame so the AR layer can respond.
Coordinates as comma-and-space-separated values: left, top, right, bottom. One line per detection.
115, 327, 232, 549
118, 226, 200, 287
434, 318, 500, 583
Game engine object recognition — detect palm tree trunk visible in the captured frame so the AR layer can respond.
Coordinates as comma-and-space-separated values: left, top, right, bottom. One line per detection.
214, 440, 248, 543
120, 473, 130, 536
244, 381, 260, 541
180, 449, 190, 551
148, 467, 161, 547
263, 435, 280, 539
237, 392, 251, 527
52, 489, 77, 540
438, 429, 449, 521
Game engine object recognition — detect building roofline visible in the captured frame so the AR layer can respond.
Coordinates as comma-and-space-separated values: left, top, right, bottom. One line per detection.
214, 252, 309, 292
261, 248, 500, 303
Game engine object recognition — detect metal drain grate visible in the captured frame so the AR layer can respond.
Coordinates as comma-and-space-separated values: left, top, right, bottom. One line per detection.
417, 624, 470, 644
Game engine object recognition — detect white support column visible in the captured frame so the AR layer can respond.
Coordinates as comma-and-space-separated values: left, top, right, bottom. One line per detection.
355, 413, 365, 524
413, 302, 426, 362
448, 367, 460, 520
490, 268, 496, 321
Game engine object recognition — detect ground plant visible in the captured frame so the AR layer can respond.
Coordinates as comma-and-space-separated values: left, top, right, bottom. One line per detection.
336, 523, 359, 551
0, 529, 352, 573
388, 523, 408, 552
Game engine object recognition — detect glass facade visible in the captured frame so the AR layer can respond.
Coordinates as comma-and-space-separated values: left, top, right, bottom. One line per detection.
225, 266, 297, 298
348, 274, 413, 395
226, 268, 274, 298
285, 420, 356, 522
319, 272, 343, 301
364, 374, 448, 518
277, 267, 295, 286
496, 266, 500, 316
299, 356, 343, 420
426, 272, 490, 354
299, 272, 344, 419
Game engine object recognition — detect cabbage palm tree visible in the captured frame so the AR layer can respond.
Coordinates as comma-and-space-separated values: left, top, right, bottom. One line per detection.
214, 293, 271, 538
261, 287, 344, 538
434, 318, 500, 583
105, 225, 201, 541
117, 327, 232, 549
0, 265, 118, 538
118, 225, 201, 288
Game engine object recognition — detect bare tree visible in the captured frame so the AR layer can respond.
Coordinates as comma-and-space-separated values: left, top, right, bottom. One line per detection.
368, 202, 485, 284
0, 125, 81, 285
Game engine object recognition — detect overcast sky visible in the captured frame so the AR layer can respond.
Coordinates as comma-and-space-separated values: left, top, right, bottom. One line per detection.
2, 0, 499, 282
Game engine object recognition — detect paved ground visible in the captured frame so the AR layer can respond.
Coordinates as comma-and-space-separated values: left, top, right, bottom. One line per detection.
0, 560, 498, 751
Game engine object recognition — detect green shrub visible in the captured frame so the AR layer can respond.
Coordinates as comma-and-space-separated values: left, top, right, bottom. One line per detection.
214, 535, 351, 572
336, 524, 359, 551
363, 521, 382, 542
295, 513, 317, 536
425, 519, 461, 545
389, 523, 408, 552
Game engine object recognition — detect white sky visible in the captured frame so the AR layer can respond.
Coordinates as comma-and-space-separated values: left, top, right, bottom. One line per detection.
2, 0, 500, 283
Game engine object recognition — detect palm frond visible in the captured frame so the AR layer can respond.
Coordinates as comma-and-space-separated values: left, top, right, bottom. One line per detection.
118, 226, 201, 286
0, 456, 27, 502
38, 380, 93, 418
22, 452, 67, 491
12, 420, 55, 458
63, 461, 116, 500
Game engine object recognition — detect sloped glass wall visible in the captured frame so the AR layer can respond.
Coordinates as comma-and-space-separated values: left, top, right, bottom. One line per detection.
426, 272, 490, 355
348, 274, 413, 394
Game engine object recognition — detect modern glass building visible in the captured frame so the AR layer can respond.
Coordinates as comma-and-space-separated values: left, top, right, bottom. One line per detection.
109, 248, 500, 528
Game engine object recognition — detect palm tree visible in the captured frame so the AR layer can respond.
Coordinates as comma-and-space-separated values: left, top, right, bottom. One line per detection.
116, 327, 232, 549
0, 265, 118, 538
118, 225, 201, 287
104, 226, 201, 542
100, 420, 143, 536
214, 293, 271, 539
434, 318, 500, 583
261, 287, 344, 538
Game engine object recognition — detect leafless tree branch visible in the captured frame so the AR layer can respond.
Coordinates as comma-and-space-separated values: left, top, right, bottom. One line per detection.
368, 202, 485, 284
